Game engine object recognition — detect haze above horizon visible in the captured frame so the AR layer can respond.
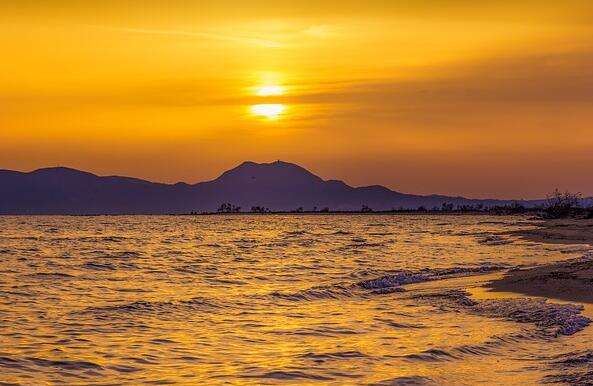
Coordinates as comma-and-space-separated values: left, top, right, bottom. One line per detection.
1, 1, 592, 199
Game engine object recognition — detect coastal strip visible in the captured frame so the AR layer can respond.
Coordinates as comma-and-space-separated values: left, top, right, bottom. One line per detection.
488, 219, 593, 304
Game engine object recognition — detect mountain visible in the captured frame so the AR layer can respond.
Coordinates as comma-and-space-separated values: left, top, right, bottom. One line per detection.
0, 161, 545, 214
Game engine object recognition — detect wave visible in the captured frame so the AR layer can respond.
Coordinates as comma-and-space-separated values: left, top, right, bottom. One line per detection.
544, 350, 593, 385
81, 250, 142, 259
242, 370, 332, 381
357, 272, 430, 290
370, 376, 434, 385
270, 264, 509, 302
401, 328, 543, 365
27, 357, 103, 371
268, 325, 361, 337
476, 234, 514, 246
44, 235, 129, 243
24, 272, 75, 280
477, 220, 509, 225
413, 290, 590, 337
380, 319, 427, 329
283, 230, 309, 236
0, 356, 103, 372
544, 371, 593, 385
81, 235, 128, 243
560, 246, 592, 254
270, 284, 356, 302
77, 296, 221, 319
398, 290, 590, 372
82, 261, 116, 271
404, 348, 459, 362
335, 240, 390, 252
357, 264, 508, 290
550, 350, 593, 367
331, 230, 352, 235
300, 350, 369, 361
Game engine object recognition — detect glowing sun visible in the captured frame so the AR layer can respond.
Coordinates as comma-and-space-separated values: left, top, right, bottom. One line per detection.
250, 103, 286, 119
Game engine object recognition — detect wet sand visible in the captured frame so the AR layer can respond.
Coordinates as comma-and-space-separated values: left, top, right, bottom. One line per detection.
508, 219, 593, 245
488, 219, 593, 304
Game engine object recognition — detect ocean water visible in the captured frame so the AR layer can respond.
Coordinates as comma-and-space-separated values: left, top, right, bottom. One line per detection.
0, 215, 592, 385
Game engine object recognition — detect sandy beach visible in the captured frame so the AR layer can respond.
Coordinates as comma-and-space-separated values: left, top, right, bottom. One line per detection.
488, 219, 593, 304
508, 219, 593, 246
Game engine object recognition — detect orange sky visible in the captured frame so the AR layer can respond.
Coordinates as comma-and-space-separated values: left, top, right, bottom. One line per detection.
1, 1, 592, 198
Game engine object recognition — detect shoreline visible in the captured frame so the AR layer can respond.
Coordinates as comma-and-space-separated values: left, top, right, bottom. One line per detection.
487, 219, 593, 304
506, 218, 593, 245
0, 211, 535, 217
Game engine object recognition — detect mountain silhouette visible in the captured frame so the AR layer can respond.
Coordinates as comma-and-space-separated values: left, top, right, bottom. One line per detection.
0, 160, 540, 214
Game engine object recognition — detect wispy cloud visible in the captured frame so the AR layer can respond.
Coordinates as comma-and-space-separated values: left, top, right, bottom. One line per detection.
302, 24, 337, 38
92, 25, 285, 48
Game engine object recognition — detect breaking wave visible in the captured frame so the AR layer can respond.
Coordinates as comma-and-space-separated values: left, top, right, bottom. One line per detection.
413, 290, 590, 337
357, 264, 509, 290
270, 264, 510, 301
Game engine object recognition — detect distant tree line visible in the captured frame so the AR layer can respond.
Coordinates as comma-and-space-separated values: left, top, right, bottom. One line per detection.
185, 191, 592, 218
250, 206, 270, 213
217, 203, 241, 213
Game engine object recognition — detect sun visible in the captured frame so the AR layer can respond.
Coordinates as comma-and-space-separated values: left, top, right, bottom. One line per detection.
250, 104, 286, 119
249, 80, 287, 119
256, 85, 284, 96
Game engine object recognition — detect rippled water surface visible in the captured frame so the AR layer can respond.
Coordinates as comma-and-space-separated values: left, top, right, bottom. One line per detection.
0, 215, 591, 385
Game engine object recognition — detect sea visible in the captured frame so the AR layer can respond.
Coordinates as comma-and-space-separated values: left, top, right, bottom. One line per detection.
0, 215, 592, 385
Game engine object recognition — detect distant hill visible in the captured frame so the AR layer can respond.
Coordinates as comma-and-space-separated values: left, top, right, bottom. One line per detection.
0, 160, 561, 215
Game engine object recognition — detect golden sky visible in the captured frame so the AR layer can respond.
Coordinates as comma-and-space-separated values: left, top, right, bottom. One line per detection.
1, 1, 592, 198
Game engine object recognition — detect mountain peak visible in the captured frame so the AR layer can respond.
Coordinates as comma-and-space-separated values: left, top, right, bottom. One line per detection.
235, 160, 299, 169
213, 160, 324, 186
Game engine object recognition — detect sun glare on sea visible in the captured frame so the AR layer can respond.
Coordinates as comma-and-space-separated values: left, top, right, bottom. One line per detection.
250, 103, 286, 119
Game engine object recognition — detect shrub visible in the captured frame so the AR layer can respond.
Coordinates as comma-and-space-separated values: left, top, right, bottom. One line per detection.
543, 189, 582, 219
